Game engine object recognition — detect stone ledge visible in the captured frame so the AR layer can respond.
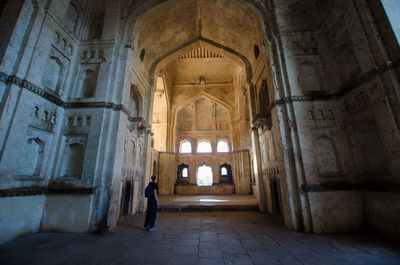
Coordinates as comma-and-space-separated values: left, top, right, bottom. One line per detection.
0, 186, 96, 197
175, 184, 234, 195
302, 182, 400, 193
158, 205, 258, 212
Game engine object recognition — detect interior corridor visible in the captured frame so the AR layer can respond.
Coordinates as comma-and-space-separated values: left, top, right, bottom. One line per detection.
1, 212, 399, 265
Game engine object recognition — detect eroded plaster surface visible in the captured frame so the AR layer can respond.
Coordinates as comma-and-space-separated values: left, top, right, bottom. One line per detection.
0, 0, 399, 244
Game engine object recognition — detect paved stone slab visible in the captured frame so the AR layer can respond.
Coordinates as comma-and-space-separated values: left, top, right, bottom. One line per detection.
1, 212, 400, 265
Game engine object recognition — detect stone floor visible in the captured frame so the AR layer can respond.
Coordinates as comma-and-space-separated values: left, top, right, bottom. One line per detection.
158, 195, 258, 207
158, 195, 258, 211
1, 212, 400, 265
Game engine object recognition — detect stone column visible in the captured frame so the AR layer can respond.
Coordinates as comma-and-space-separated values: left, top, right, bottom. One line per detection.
250, 127, 267, 212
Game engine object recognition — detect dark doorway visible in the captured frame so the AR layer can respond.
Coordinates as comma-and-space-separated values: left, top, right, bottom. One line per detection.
153, 160, 157, 175
270, 178, 281, 216
177, 163, 189, 184
121, 181, 133, 217
219, 163, 233, 183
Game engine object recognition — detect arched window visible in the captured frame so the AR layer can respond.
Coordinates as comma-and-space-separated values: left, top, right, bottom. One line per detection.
182, 168, 188, 178
197, 164, 213, 186
254, 45, 260, 59
221, 167, 227, 176
152, 160, 157, 175
177, 163, 189, 183
140, 48, 146, 62
217, 139, 229, 153
197, 140, 212, 153
180, 140, 192, 153
219, 163, 232, 183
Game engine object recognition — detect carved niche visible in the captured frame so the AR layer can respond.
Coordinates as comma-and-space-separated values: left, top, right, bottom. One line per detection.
254, 79, 272, 130
314, 136, 340, 176
298, 60, 322, 92
42, 47, 70, 95
64, 2, 80, 35
17, 127, 52, 179
60, 135, 87, 178
177, 105, 194, 132
75, 48, 106, 98
129, 84, 142, 117
333, 32, 361, 83
76, 66, 99, 98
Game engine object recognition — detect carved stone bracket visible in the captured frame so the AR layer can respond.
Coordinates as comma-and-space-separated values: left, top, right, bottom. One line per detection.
253, 113, 272, 130
129, 117, 152, 136
65, 135, 86, 145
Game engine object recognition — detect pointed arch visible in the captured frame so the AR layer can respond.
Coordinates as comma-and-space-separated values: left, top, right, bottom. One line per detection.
149, 37, 253, 87
171, 92, 233, 135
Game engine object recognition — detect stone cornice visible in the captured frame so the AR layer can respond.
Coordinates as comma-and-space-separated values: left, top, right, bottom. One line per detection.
80, 39, 117, 46
302, 182, 400, 193
0, 186, 96, 197
0, 72, 64, 105
63, 102, 130, 116
268, 60, 398, 110
1, 59, 396, 125
0, 72, 148, 124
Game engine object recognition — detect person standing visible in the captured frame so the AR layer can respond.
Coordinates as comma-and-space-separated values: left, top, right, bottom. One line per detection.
144, 175, 159, 232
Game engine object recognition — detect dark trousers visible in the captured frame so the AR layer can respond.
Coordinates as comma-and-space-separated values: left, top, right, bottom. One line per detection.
144, 199, 157, 228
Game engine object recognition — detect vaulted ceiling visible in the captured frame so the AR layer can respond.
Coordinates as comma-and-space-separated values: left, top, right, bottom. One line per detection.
164, 47, 238, 86
133, 0, 265, 76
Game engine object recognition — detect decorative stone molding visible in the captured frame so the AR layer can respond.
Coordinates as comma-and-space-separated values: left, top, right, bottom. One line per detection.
178, 47, 223, 59
308, 109, 335, 120
33, 105, 57, 125
263, 166, 279, 176
63, 102, 130, 117
0, 72, 63, 106
302, 182, 400, 193
81, 49, 106, 64
267, 60, 398, 109
252, 114, 272, 130
343, 91, 370, 117
0, 186, 96, 197
66, 115, 92, 127
65, 135, 86, 145
54, 31, 74, 57
0, 59, 397, 125
130, 117, 152, 135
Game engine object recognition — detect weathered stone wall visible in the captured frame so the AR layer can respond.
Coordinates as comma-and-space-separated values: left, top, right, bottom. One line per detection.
270, 0, 400, 238
0, 196, 46, 243
0, 0, 152, 242
0, 0, 399, 244
158, 152, 176, 195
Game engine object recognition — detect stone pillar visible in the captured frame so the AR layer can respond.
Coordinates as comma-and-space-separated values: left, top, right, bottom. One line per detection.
250, 127, 267, 212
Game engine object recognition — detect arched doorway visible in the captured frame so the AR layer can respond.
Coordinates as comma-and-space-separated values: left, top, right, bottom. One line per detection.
140, 0, 272, 209
196, 164, 213, 186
